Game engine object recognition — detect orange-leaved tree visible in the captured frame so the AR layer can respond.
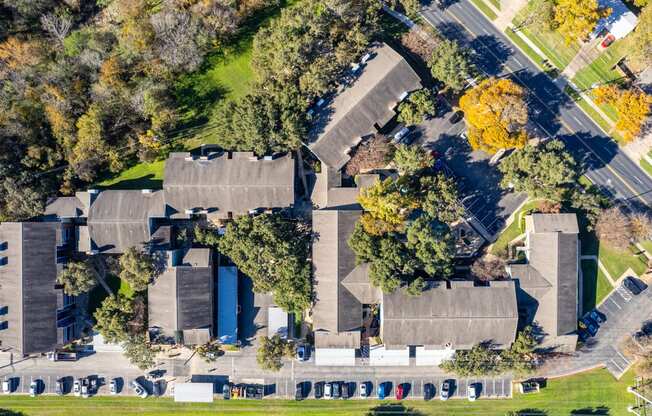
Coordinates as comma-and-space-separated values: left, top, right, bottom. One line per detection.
459, 77, 529, 154
594, 85, 652, 142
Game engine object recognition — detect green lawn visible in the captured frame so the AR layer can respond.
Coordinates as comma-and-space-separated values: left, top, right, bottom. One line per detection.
97, 160, 165, 190
640, 158, 652, 178
88, 274, 135, 318
488, 0, 501, 9
505, 28, 546, 70
469, 0, 498, 20
572, 38, 630, 94
490, 200, 542, 256
563, 85, 625, 142
511, 10, 580, 71
639, 239, 652, 256
581, 259, 613, 313
581, 232, 647, 279
0, 369, 636, 415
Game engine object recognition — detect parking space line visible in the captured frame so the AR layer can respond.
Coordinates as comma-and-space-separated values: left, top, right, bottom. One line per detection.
609, 298, 622, 309
616, 350, 630, 364
610, 358, 624, 372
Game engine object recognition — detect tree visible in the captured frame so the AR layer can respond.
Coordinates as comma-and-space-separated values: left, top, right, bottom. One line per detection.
471, 256, 507, 281
405, 276, 426, 296
397, 89, 436, 126
348, 221, 380, 264
406, 216, 455, 277
344, 135, 393, 177
440, 343, 502, 376
196, 341, 223, 363
369, 236, 417, 293
217, 214, 311, 312
401, 25, 440, 61
93, 295, 134, 343
631, 212, 652, 242
393, 144, 433, 174
420, 174, 464, 225
123, 334, 157, 370
500, 326, 538, 376
256, 335, 294, 371
554, 0, 610, 44
514, 0, 555, 32
459, 78, 528, 154
498, 140, 577, 201
567, 185, 606, 231
357, 177, 419, 232
428, 39, 474, 91
215, 89, 306, 155
630, 4, 652, 68
57, 261, 96, 295
595, 207, 633, 251
594, 85, 652, 142
119, 247, 154, 292
0, 175, 45, 221
399, 0, 421, 19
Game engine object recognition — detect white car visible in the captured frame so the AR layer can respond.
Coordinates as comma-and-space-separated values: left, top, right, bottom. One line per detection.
110, 378, 118, 395
131, 380, 148, 399
440, 380, 451, 401
29, 381, 37, 397
393, 127, 410, 143
359, 383, 368, 398
2, 379, 10, 394
324, 382, 332, 399
73, 379, 81, 396
467, 384, 477, 401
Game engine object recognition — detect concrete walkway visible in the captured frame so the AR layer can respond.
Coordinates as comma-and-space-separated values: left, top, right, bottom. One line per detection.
493, 0, 528, 31
560, 38, 603, 80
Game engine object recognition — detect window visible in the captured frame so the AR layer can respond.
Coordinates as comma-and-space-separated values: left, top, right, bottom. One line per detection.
0, 306, 7, 315
0, 257, 7, 266
0, 321, 8, 330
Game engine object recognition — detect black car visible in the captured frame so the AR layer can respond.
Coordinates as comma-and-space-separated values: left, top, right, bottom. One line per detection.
623, 276, 646, 295
152, 380, 161, 397
295, 383, 303, 401
341, 382, 350, 399
449, 110, 464, 124
245, 385, 256, 398
222, 383, 231, 400
424, 383, 435, 401
255, 386, 264, 400
314, 382, 324, 399
332, 382, 341, 399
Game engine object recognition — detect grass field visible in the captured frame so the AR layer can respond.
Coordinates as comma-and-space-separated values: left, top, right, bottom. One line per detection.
581, 232, 647, 279
504, 28, 546, 70
581, 259, 613, 313
490, 200, 542, 255
0, 369, 636, 415
641, 158, 652, 178
511, 11, 579, 71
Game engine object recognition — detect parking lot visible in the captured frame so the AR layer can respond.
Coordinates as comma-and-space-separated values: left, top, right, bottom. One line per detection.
0, 373, 163, 397
258, 375, 512, 400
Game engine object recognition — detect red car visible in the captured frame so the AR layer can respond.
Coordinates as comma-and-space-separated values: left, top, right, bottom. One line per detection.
395, 384, 404, 400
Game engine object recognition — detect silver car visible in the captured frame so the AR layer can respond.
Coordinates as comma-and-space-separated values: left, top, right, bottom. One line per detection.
131, 380, 148, 399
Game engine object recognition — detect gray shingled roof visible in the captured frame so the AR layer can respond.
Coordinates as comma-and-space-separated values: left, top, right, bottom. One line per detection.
44, 194, 87, 219
148, 248, 214, 342
163, 152, 295, 219
381, 281, 518, 350
511, 214, 579, 337
311, 166, 379, 210
307, 43, 422, 170
0, 222, 59, 354
87, 190, 167, 253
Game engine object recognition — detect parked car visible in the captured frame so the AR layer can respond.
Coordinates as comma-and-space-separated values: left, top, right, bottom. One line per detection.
589, 310, 605, 324
295, 383, 303, 401
152, 380, 161, 397
81, 379, 89, 399
73, 379, 81, 397
131, 380, 148, 399
580, 317, 598, 337
324, 382, 332, 399
468, 384, 478, 401
341, 382, 350, 399
396, 384, 404, 400
449, 110, 464, 124
359, 382, 368, 398
378, 383, 387, 400
424, 383, 435, 401
623, 276, 646, 295
2, 378, 10, 394
332, 382, 341, 399
393, 126, 411, 144
255, 385, 264, 400
440, 380, 451, 401
296, 345, 307, 361
89, 377, 98, 394
110, 378, 118, 395
55, 379, 63, 396
315, 382, 324, 399
222, 383, 231, 400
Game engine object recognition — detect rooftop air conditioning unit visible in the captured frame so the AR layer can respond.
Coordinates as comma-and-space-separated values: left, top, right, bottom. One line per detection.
398, 91, 409, 101
199, 155, 209, 161
361, 53, 372, 63
316, 98, 325, 108
248, 209, 258, 215
199, 209, 209, 214
141, 189, 153, 194
263, 155, 273, 161
185, 155, 196, 161
88, 249, 99, 256
351, 63, 361, 73
184, 208, 195, 215
87, 189, 100, 194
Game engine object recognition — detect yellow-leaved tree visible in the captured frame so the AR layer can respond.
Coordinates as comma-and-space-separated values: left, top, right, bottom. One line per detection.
357, 177, 419, 235
594, 85, 652, 142
554, 0, 610, 44
459, 77, 529, 154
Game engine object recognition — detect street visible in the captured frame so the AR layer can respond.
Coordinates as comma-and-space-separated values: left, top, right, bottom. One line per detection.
421, 1, 652, 212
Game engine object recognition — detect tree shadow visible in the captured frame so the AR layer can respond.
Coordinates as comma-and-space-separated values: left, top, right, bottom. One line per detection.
365, 403, 426, 416
0, 410, 26, 416
97, 174, 163, 191
512, 409, 548, 416
570, 407, 610, 415
470, 34, 513, 76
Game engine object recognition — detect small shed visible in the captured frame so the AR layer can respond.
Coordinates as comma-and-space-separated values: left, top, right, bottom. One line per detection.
593, 0, 638, 40
174, 383, 214, 403
217, 266, 238, 344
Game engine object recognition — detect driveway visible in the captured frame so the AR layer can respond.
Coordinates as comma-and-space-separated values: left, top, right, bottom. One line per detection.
538, 282, 652, 378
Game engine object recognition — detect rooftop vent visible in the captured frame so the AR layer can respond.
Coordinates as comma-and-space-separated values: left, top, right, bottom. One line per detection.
398, 91, 409, 101
263, 155, 273, 161
185, 154, 196, 161
141, 189, 153, 194
184, 208, 196, 215
87, 189, 100, 194
361, 53, 372, 63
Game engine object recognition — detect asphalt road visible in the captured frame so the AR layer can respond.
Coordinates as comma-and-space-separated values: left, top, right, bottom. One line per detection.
421, 1, 652, 212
